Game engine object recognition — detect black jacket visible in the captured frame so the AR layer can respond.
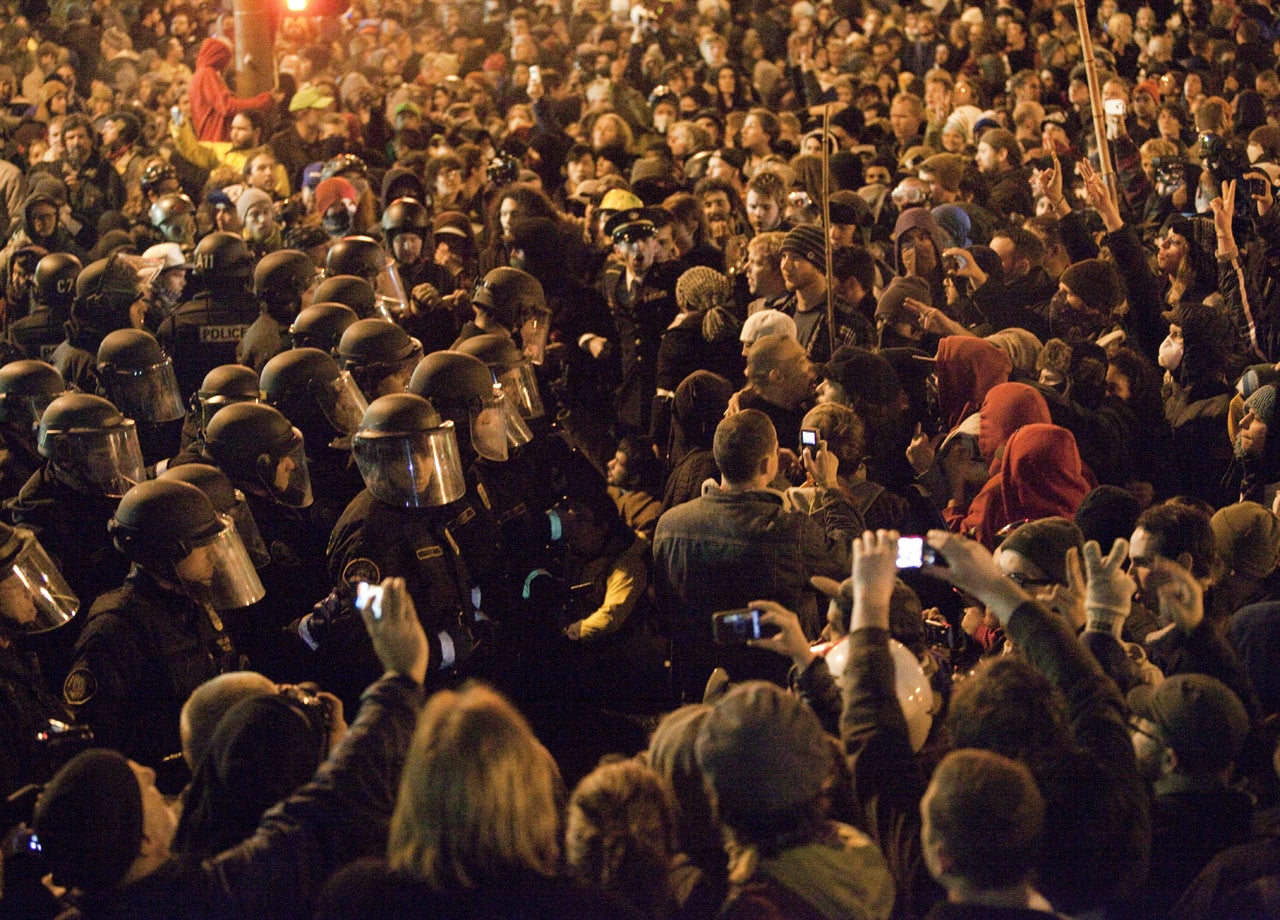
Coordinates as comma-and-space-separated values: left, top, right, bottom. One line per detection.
70, 674, 422, 920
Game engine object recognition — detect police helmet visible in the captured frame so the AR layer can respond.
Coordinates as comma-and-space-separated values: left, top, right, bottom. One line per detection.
0, 360, 65, 428
34, 252, 82, 308
325, 236, 386, 282
193, 232, 253, 280
253, 249, 314, 305
286, 302, 358, 352
380, 198, 430, 240
149, 193, 195, 229
312, 275, 376, 318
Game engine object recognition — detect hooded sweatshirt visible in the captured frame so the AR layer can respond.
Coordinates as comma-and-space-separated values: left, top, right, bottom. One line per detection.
190, 38, 274, 143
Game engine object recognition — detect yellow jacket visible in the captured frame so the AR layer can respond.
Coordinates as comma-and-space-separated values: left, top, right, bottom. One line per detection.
170, 119, 291, 198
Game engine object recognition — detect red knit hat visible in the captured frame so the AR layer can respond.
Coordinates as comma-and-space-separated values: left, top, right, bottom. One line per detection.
314, 177, 357, 216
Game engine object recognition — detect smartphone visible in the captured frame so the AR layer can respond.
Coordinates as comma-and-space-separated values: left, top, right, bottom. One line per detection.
1104, 99, 1126, 118
800, 428, 819, 449
355, 581, 384, 619
712, 608, 779, 644
171, 105, 182, 127
529, 65, 541, 83
896, 536, 939, 569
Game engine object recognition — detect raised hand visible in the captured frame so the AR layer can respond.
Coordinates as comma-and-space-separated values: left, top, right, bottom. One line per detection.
802, 439, 839, 489
851, 530, 899, 632
1077, 538, 1135, 637
1079, 158, 1122, 231
360, 577, 429, 685
1144, 557, 1203, 635
924, 529, 1028, 625
747, 600, 816, 669
1210, 179, 1236, 239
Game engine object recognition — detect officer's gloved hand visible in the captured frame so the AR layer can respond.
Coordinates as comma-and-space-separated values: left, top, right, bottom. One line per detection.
292, 580, 359, 651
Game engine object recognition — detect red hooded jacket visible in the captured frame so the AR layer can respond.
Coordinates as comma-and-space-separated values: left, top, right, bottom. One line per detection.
190, 37, 274, 142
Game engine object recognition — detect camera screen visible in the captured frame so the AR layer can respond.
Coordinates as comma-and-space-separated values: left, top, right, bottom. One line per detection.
896, 537, 925, 568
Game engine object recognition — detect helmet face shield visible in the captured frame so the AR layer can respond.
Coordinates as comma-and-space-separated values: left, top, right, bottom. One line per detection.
226, 488, 270, 569
313, 370, 368, 447
46, 423, 146, 498
197, 391, 261, 432
0, 390, 64, 433
256, 429, 314, 508
0, 532, 79, 634
497, 360, 545, 421
520, 310, 550, 366
173, 514, 267, 609
106, 358, 186, 423
470, 386, 516, 461
353, 423, 466, 508
373, 260, 408, 321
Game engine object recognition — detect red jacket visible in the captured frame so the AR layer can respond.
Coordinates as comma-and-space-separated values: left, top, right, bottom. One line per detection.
190, 37, 273, 142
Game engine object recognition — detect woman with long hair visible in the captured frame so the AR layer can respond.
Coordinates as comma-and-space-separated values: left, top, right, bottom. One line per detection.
479, 184, 562, 274
314, 683, 644, 919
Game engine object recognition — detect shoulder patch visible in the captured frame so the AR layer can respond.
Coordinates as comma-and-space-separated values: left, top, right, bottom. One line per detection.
342, 557, 381, 584
415, 545, 444, 561
63, 667, 97, 706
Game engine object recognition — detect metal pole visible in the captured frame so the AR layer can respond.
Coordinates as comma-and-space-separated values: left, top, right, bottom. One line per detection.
233, 0, 276, 97
821, 104, 836, 358
1073, 0, 1118, 209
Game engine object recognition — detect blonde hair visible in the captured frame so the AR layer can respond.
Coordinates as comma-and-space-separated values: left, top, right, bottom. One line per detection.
388, 683, 563, 890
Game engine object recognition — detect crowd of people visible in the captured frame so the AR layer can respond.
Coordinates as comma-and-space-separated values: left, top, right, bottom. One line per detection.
0, 0, 1278, 916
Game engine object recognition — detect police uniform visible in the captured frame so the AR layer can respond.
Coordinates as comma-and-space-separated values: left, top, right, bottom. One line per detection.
327, 489, 476, 688
6, 305, 67, 363
0, 643, 74, 798
62, 570, 245, 767
157, 293, 261, 401
5, 466, 130, 613
601, 253, 680, 436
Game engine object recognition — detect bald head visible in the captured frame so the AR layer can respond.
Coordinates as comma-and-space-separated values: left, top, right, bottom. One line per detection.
746, 333, 815, 410
180, 671, 278, 770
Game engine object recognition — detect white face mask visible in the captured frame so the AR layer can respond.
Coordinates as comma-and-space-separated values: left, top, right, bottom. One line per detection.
1158, 335, 1183, 371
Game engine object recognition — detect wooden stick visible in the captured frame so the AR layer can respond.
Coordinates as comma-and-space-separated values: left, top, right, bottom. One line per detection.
1073, 0, 1118, 209
822, 103, 836, 357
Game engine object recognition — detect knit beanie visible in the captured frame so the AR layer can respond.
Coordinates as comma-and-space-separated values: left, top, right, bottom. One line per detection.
821, 346, 902, 407
34, 748, 145, 892
235, 187, 272, 224
999, 517, 1084, 587
676, 265, 732, 313
1060, 259, 1123, 313
1211, 501, 1280, 580
986, 328, 1043, 378
695, 681, 831, 828
1245, 384, 1278, 427
780, 224, 826, 266
874, 275, 930, 325
313, 177, 357, 217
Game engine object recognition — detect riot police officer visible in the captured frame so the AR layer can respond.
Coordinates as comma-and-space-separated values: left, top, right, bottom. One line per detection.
285, 302, 358, 352
6, 393, 145, 612
260, 347, 367, 507
327, 393, 476, 694
0, 520, 80, 798
382, 197, 457, 296
0, 359, 67, 500
455, 331, 547, 425
63, 478, 256, 767
157, 231, 260, 401
199, 402, 335, 632
312, 274, 377, 319
326, 235, 406, 321
7, 252, 81, 362
335, 318, 422, 399
453, 266, 545, 347
52, 254, 145, 394
96, 328, 187, 463
238, 249, 315, 374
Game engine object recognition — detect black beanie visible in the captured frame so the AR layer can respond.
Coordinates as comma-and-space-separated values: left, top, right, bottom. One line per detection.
34, 748, 144, 892
999, 517, 1084, 586
1074, 485, 1142, 551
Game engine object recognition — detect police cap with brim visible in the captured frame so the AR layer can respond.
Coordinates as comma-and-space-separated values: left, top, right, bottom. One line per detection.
606, 208, 659, 243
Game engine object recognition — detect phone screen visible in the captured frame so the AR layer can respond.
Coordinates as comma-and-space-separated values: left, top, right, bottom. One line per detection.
896, 537, 924, 569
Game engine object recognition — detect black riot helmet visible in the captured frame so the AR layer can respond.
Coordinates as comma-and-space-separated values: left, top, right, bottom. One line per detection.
335, 319, 423, 398
96, 329, 186, 423
0, 360, 67, 431
109, 478, 264, 608
259, 347, 366, 447
455, 332, 546, 420
352, 393, 466, 508
471, 267, 546, 331
253, 249, 315, 308
34, 252, 82, 309
195, 364, 263, 431
140, 159, 178, 196
193, 232, 253, 290
312, 274, 376, 319
37, 393, 146, 497
286, 302, 358, 352
381, 197, 430, 243
159, 462, 270, 569
325, 236, 385, 283
203, 402, 314, 508
408, 350, 529, 461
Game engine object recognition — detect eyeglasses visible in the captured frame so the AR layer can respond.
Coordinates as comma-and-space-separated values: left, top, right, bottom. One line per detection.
1003, 571, 1054, 589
